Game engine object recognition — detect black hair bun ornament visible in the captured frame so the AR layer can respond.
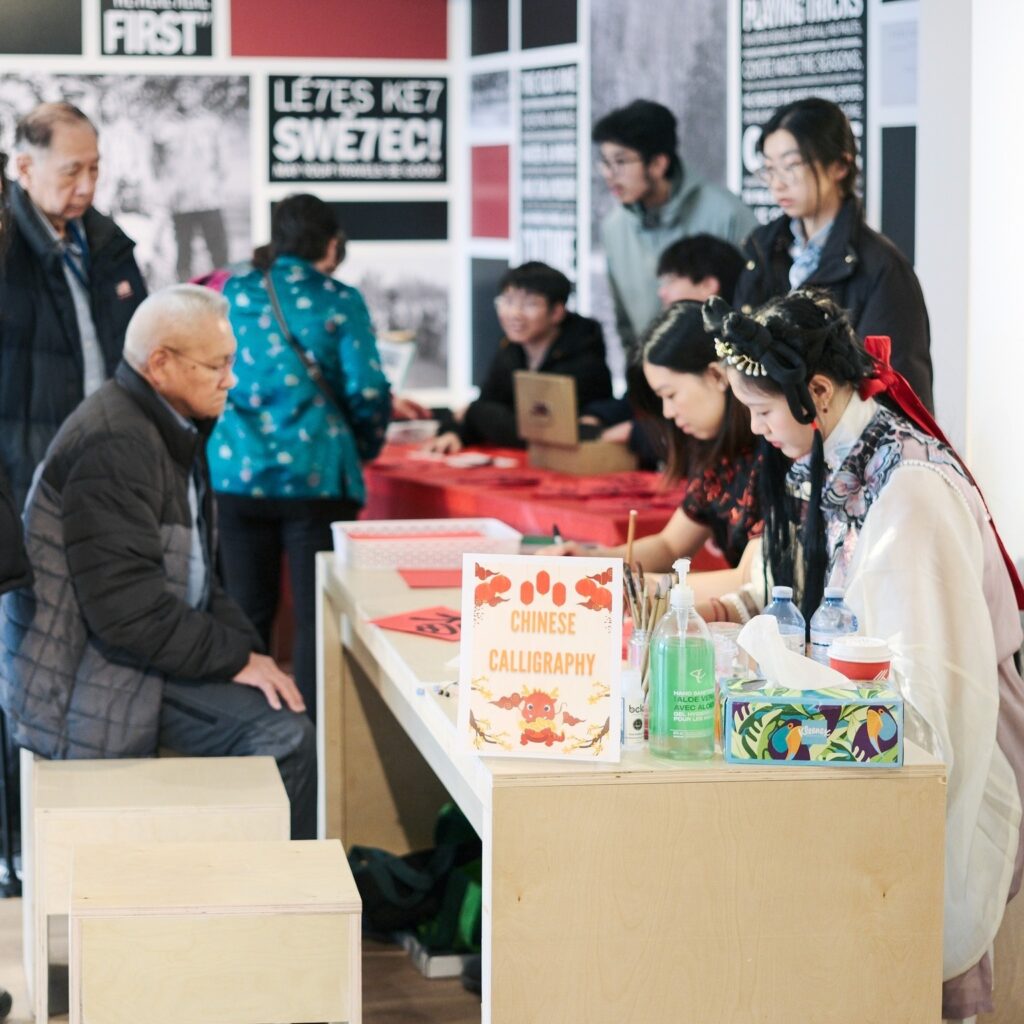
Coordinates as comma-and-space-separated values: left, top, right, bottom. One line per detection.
701, 294, 732, 336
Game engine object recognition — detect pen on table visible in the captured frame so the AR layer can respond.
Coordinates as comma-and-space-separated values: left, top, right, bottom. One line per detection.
552, 523, 563, 545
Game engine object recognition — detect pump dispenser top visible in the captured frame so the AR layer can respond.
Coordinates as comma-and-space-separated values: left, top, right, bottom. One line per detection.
670, 557, 694, 611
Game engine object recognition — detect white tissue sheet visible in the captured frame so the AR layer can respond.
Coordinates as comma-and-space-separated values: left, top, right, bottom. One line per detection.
737, 615, 855, 690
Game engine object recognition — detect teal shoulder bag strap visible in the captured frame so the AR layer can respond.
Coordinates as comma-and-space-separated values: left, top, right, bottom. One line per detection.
262, 269, 348, 416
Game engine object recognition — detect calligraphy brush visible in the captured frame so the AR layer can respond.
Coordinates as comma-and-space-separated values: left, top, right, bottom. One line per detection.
623, 568, 641, 625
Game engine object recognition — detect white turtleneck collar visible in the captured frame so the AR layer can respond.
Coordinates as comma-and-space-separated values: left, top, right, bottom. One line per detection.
823, 392, 878, 471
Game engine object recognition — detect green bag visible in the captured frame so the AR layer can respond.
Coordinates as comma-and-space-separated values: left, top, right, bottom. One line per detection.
347, 803, 481, 945
416, 856, 482, 954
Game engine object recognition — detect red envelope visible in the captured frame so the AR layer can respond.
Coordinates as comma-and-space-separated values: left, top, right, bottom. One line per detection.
369, 606, 462, 642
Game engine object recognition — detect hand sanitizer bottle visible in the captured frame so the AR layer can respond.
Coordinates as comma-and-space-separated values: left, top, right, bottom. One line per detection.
648, 558, 716, 760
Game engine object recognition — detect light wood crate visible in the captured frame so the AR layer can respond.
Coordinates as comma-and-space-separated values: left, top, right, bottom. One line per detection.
69, 840, 361, 1024
21, 753, 289, 1022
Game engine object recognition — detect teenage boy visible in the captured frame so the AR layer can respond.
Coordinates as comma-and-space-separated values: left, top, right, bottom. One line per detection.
429, 262, 612, 454
585, 234, 745, 452
655, 232, 745, 307
593, 99, 756, 352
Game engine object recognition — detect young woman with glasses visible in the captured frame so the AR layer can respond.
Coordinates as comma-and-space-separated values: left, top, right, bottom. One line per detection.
732, 97, 935, 411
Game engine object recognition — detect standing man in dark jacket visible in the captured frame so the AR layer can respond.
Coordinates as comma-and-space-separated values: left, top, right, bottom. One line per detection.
0, 285, 316, 839
429, 262, 613, 452
1, 101, 147, 508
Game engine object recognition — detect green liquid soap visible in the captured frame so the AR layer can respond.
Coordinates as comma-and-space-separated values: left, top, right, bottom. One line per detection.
649, 636, 716, 760
648, 557, 716, 761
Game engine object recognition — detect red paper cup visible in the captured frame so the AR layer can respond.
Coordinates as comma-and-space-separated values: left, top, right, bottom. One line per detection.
829, 637, 892, 681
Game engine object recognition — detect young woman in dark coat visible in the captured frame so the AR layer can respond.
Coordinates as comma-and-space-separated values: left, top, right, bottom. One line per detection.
733, 97, 934, 410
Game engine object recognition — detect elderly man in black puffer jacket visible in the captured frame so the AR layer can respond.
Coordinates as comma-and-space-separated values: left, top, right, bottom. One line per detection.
0, 285, 316, 839
1, 101, 148, 510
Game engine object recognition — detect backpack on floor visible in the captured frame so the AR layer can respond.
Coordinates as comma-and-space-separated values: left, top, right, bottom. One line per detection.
348, 802, 481, 946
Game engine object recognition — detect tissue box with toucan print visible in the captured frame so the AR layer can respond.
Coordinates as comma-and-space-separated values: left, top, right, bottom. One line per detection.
722, 677, 903, 768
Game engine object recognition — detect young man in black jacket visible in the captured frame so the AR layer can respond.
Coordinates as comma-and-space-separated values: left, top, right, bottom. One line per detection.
430, 262, 613, 453
1, 102, 147, 508
0, 286, 316, 839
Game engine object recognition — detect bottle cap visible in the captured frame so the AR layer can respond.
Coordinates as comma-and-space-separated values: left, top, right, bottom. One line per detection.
771, 585, 793, 600
823, 587, 845, 600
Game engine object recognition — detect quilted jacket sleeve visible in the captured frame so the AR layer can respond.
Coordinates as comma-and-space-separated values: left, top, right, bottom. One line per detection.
61, 437, 254, 681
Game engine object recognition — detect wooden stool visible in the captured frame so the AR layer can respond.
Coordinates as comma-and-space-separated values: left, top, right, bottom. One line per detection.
69, 840, 361, 1024
21, 753, 289, 1023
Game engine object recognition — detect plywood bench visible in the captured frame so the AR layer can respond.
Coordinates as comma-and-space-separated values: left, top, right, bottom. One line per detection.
20, 753, 290, 1023
69, 840, 361, 1024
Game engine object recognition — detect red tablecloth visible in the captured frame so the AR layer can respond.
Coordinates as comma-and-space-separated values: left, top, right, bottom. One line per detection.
362, 445, 727, 571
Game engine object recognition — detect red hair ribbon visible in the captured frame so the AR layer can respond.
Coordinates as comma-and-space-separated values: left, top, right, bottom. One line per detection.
862, 336, 1024, 609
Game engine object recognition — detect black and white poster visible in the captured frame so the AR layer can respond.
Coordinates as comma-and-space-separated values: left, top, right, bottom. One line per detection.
0, 74, 250, 289
470, 71, 510, 133
589, 0, 728, 377
269, 75, 447, 183
100, 0, 214, 57
740, 0, 867, 222
342, 246, 450, 389
519, 64, 578, 280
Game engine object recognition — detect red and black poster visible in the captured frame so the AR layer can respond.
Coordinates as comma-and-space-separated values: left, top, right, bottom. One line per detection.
101, 0, 215, 57
269, 75, 447, 184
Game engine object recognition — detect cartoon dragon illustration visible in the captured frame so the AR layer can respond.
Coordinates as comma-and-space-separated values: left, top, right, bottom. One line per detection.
490, 686, 584, 746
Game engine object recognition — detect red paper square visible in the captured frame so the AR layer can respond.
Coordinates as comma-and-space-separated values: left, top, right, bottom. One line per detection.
398, 569, 463, 588
472, 146, 510, 239
231, 0, 447, 59
370, 606, 462, 642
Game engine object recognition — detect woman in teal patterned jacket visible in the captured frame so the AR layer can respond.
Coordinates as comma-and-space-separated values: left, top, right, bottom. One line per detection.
209, 194, 391, 722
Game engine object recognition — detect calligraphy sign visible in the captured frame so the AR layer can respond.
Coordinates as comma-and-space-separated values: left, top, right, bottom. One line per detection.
457, 554, 621, 762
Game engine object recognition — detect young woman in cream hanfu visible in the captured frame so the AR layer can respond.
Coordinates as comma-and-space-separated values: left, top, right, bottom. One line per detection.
701, 289, 1024, 1024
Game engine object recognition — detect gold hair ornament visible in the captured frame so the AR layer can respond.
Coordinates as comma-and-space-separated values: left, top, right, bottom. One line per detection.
714, 337, 767, 376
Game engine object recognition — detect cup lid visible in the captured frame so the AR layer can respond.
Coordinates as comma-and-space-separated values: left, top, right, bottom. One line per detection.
829, 636, 891, 663
708, 622, 741, 638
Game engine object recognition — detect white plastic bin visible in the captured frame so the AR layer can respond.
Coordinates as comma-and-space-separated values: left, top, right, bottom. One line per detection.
332, 517, 522, 569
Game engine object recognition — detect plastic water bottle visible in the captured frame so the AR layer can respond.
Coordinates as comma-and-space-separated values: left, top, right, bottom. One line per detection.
809, 587, 859, 665
763, 585, 806, 655
709, 622, 741, 751
649, 558, 716, 760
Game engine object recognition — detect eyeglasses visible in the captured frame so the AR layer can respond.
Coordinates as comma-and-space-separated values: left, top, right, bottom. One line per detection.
754, 159, 807, 186
165, 347, 236, 380
494, 295, 548, 315
595, 155, 644, 178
